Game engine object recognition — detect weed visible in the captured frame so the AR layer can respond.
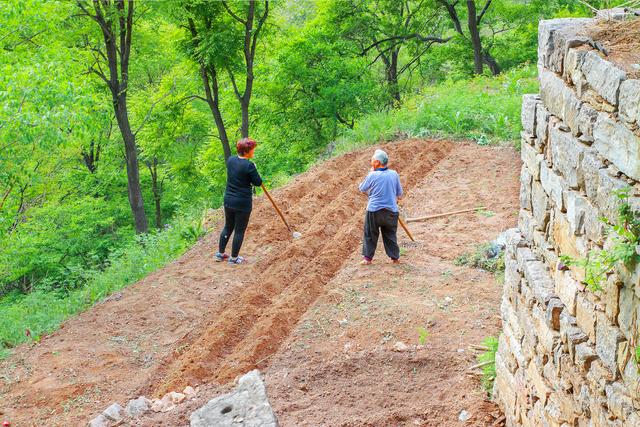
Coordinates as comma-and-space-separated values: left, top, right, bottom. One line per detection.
455, 243, 505, 274
561, 188, 640, 292
476, 208, 495, 218
417, 327, 429, 345
478, 336, 499, 396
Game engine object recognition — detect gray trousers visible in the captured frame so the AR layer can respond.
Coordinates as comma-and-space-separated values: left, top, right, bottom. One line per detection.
362, 209, 400, 260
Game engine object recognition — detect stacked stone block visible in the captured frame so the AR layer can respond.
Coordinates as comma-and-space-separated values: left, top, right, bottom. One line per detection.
494, 15, 640, 427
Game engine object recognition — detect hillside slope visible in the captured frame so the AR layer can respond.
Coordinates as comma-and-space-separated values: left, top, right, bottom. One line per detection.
1, 139, 520, 426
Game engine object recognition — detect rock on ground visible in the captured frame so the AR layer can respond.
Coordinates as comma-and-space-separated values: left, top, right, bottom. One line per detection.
190, 370, 278, 427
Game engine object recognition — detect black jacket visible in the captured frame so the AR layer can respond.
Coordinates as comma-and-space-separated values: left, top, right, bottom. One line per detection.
223, 156, 263, 212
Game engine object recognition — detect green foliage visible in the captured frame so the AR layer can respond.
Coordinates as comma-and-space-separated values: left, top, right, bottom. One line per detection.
417, 326, 429, 345
0, 209, 204, 354
478, 336, 499, 396
333, 65, 538, 154
455, 243, 506, 274
561, 188, 640, 292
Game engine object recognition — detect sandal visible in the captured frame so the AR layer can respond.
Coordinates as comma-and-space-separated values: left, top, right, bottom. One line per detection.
215, 252, 229, 262
360, 257, 372, 266
228, 256, 246, 265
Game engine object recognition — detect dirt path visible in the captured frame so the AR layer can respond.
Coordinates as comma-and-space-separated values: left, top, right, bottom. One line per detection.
0, 140, 520, 426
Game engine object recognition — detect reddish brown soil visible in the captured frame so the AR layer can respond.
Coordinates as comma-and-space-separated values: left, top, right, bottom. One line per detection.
0, 139, 520, 426
588, 16, 640, 78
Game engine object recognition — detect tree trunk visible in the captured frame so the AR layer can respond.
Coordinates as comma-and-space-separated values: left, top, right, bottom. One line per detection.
200, 65, 232, 160
386, 49, 401, 105
147, 157, 162, 229
482, 51, 501, 75
115, 93, 148, 233
240, 101, 250, 138
466, 0, 484, 75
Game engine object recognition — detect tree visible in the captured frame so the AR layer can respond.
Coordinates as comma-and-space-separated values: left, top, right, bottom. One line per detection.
177, 0, 269, 161
76, 0, 148, 233
330, 0, 450, 105
437, 0, 500, 75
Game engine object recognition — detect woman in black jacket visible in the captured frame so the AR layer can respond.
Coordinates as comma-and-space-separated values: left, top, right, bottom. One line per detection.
215, 138, 262, 265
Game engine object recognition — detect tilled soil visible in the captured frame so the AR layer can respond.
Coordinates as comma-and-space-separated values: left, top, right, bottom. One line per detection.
588, 16, 640, 78
0, 139, 520, 426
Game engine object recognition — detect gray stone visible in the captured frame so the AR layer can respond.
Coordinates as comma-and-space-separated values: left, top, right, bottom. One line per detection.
549, 124, 584, 189
87, 415, 110, 427
540, 163, 565, 210
581, 149, 604, 200
619, 79, 640, 124
564, 48, 588, 90
593, 112, 640, 181
535, 102, 551, 149
574, 342, 597, 372
520, 165, 533, 211
102, 403, 124, 422
522, 94, 540, 135
605, 382, 634, 420
595, 312, 623, 376
538, 19, 593, 72
125, 396, 150, 418
521, 141, 540, 180
617, 286, 639, 341
540, 68, 582, 133
518, 209, 535, 243
190, 370, 279, 427
523, 259, 555, 305
531, 181, 550, 231
595, 168, 628, 221
576, 294, 597, 340
576, 103, 598, 138
555, 269, 581, 316
581, 50, 626, 106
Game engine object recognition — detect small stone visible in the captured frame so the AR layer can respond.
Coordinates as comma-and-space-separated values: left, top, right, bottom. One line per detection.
167, 391, 186, 405
124, 396, 150, 418
392, 341, 409, 352
183, 386, 196, 397
87, 414, 110, 427
338, 319, 348, 327
459, 409, 471, 422
101, 403, 124, 422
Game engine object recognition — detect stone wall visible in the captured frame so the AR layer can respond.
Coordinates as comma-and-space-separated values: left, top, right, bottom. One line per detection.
494, 14, 640, 427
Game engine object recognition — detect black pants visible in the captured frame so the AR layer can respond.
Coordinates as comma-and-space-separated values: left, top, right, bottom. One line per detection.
362, 209, 400, 260
219, 206, 251, 258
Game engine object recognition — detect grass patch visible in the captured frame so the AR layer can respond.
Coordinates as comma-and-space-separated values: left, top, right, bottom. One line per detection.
0, 208, 207, 359
333, 65, 538, 154
478, 336, 499, 396
454, 243, 505, 274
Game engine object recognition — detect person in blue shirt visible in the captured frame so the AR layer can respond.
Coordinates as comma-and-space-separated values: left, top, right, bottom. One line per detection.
358, 149, 403, 265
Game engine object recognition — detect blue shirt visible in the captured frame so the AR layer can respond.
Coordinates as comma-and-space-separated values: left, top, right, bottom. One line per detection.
358, 168, 403, 212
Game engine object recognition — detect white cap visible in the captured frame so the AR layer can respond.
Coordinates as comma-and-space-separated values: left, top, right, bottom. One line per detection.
372, 149, 388, 165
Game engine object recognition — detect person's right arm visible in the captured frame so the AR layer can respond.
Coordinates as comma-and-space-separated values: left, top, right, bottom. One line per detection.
359, 172, 372, 194
248, 162, 263, 187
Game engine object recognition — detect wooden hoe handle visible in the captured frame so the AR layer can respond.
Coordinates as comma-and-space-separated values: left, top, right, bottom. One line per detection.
261, 184, 292, 232
398, 217, 415, 242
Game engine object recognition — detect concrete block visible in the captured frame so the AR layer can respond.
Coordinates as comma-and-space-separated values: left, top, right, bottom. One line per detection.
593, 112, 640, 181
581, 50, 626, 106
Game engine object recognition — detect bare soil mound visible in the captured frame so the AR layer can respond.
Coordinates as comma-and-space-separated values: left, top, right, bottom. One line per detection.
588, 16, 640, 78
0, 139, 520, 426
